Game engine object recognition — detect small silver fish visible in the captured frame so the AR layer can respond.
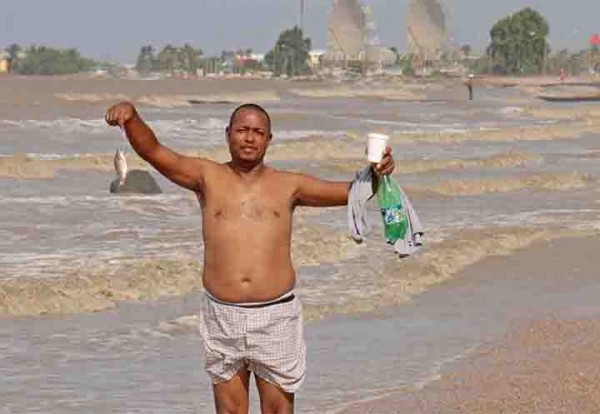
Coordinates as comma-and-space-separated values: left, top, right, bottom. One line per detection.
114, 148, 128, 185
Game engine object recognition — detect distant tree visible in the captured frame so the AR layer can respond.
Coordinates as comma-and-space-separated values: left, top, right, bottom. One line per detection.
487, 8, 549, 74
14, 45, 95, 75
591, 37, 600, 73
265, 26, 311, 77
545, 49, 584, 75
135, 44, 202, 75
389, 46, 401, 65
157, 44, 180, 74
178, 43, 203, 74
396, 53, 414, 76
5, 43, 21, 72
469, 54, 492, 74
460, 44, 472, 57
135, 45, 155, 75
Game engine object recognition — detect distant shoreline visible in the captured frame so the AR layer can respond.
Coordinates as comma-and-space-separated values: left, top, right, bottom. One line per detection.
1, 71, 598, 86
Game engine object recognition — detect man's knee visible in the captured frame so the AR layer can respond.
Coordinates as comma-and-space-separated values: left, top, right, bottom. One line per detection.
212, 370, 250, 414
256, 376, 294, 414
214, 398, 246, 414
260, 398, 294, 414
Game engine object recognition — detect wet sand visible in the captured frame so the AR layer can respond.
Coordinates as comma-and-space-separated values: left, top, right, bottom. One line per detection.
338, 236, 600, 414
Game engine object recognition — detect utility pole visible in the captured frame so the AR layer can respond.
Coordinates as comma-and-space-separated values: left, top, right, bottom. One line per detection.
300, 0, 305, 34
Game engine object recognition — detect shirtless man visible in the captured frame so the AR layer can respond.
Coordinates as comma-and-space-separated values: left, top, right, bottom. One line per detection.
105, 102, 395, 414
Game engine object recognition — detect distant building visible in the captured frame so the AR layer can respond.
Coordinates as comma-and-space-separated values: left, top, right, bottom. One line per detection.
0, 53, 8, 74
308, 49, 326, 69
249, 53, 265, 63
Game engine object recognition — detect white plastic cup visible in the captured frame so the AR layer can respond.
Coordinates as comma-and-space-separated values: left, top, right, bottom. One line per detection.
366, 133, 390, 163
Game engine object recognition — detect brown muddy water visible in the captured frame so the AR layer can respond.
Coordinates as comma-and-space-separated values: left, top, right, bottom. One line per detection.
1, 77, 600, 413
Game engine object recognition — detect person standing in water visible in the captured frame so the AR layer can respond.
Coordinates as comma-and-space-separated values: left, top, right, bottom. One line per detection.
466, 73, 475, 101
105, 101, 395, 414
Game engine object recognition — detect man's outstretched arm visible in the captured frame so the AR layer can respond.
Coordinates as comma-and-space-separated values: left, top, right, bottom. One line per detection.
294, 147, 395, 207
105, 102, 208, 192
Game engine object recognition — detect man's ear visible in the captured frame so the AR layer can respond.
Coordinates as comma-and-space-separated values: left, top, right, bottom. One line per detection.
225, 126, 231, 142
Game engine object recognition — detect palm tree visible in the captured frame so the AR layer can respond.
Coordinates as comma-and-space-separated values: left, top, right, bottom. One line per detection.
6, 43, 21, 73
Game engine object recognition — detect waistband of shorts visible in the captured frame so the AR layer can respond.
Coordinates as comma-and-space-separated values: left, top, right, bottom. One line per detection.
204, 290, 296, 308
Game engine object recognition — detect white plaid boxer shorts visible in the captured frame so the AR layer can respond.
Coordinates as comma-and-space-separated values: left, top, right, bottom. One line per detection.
198, 291, 306, 393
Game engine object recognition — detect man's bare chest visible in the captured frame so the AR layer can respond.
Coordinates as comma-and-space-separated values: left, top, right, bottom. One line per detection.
200, 182, 292, 222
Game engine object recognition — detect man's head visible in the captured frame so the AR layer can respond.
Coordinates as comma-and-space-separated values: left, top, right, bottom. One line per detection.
226, 103, 272, 165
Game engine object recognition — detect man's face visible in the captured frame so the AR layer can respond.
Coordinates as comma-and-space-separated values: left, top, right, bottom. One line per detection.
226, 108, 272, 164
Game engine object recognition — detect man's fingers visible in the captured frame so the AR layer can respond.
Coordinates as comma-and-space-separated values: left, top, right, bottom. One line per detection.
381, 166, 394, 175
378, 149, 395, 174
105, 103, 134, 127
105, 109, 117, 126
106, 111, 125, 127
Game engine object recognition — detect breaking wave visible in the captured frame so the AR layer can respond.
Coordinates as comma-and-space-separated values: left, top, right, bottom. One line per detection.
391, 120, 599, 144
412, 172, 590, 196
290, 85, 425, 100
1, 223, 593, 319
0, 152, 147, 179
300, 226, 593, 321
55, 91, 280, 108
330, 150, 539, 174
0, 219, 360, 317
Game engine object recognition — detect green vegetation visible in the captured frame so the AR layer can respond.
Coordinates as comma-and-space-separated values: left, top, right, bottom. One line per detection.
487, 7, 550, 74
135, 43, 203, 76
397, 53, 415, 76
265, 26, 311, 77
4, 44, 96, 75
470, 47, 599, 76
545, 48, 599, 75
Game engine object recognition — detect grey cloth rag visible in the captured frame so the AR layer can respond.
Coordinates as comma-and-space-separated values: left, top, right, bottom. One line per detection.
347, 167, 424, 258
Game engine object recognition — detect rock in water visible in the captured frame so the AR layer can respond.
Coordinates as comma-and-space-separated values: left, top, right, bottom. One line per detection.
110, 170, 162, 194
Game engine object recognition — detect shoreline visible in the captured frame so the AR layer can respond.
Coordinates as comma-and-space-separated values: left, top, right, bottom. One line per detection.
337, 236, 600, 414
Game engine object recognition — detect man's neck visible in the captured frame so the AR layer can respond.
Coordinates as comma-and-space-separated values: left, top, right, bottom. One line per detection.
227, 160, 266, 179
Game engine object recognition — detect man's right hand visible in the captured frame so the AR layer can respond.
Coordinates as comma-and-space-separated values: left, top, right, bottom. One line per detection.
105, 102, 137, 128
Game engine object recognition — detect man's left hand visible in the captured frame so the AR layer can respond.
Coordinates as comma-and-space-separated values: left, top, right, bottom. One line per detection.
372, 146, 395, 176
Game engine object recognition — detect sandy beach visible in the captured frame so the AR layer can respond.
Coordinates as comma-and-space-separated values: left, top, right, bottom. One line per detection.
339, 236, 600, 414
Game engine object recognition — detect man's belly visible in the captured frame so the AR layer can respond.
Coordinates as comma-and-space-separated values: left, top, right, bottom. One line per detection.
201, 246, 296, 303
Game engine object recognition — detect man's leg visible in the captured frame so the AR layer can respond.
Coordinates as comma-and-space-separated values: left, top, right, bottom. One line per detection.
255, 374, 294, 414
212, 369, 251, 414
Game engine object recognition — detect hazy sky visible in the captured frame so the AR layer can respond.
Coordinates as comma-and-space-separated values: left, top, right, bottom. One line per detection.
1, 1, 597, 63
